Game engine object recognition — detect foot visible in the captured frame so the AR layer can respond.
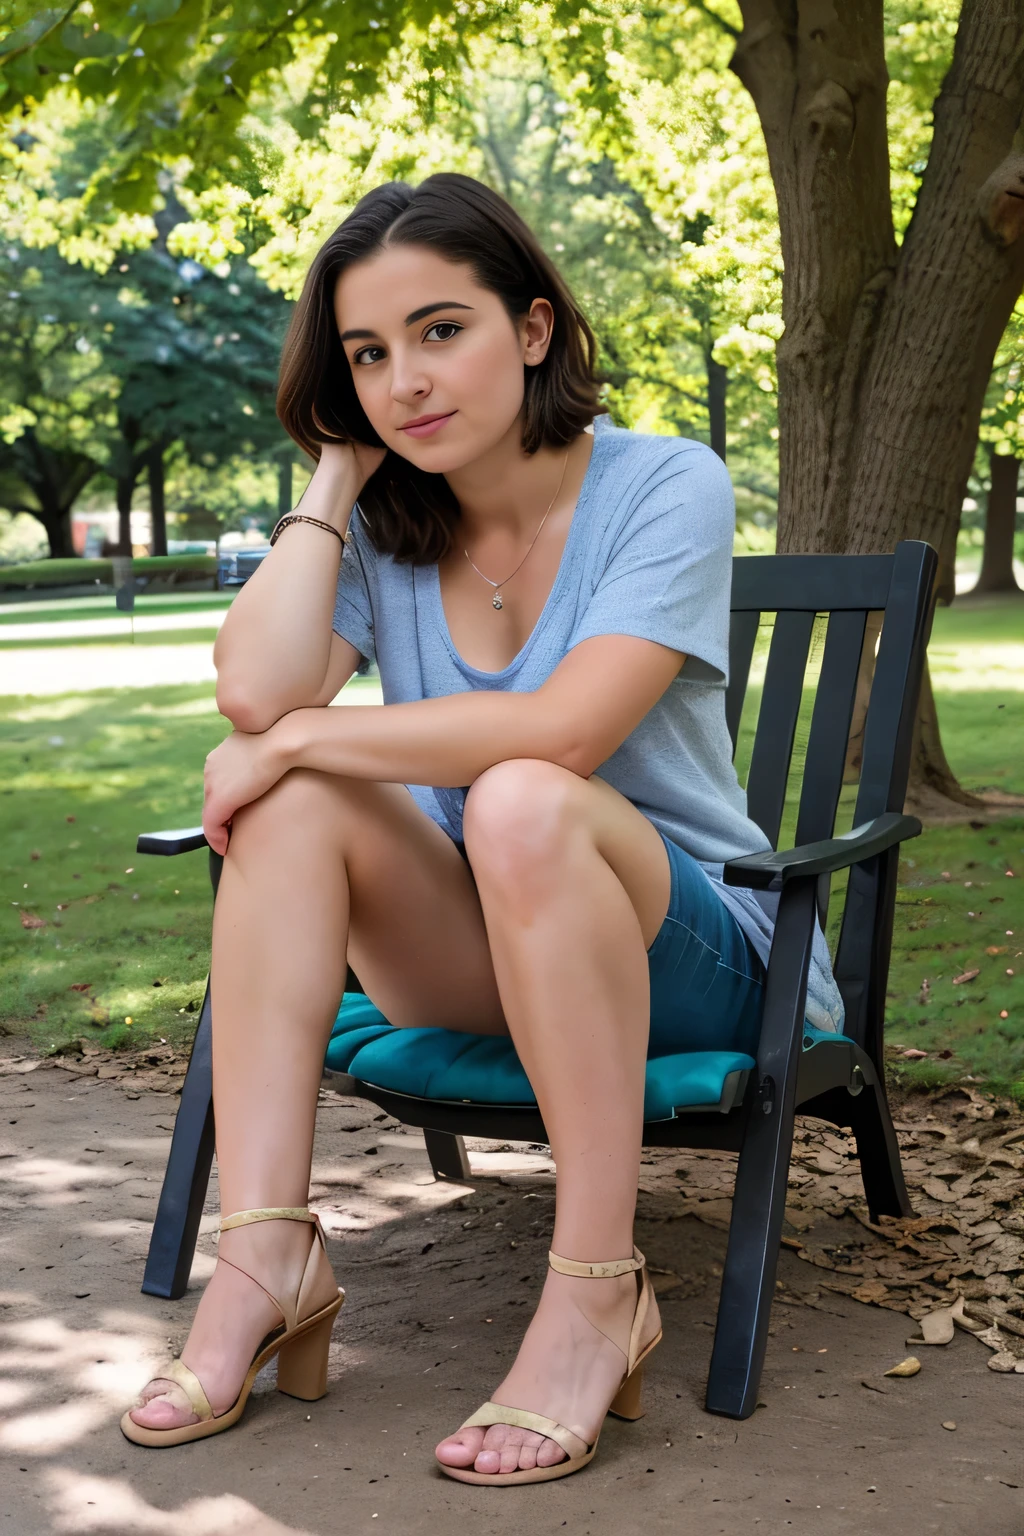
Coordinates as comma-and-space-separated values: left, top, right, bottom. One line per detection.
127, 1218, 323, 1431
434, 1264, 661, 1477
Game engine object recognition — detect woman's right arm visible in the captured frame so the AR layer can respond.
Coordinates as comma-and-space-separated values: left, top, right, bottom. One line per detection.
213, 442, 385, 734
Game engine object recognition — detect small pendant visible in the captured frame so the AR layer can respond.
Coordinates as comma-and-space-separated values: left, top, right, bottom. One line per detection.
492, 591, 503, 610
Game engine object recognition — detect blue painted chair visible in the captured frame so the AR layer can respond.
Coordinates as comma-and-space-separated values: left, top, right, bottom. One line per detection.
134, 540, 936, 1419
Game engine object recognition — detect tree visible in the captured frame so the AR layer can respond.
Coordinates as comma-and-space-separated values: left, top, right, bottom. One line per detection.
975, 448, 1021, 595
973, 298, 1024, 594
624, 0, 1024, 818
0, 245, 111, 555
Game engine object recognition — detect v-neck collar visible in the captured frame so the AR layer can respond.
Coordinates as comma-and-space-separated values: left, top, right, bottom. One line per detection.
427, 417, 613, 681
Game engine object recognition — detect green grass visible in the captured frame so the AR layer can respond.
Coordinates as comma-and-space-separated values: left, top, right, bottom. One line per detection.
1, 598, 1021, 1100
0, 628, 225, 651
0, 595, 233, 625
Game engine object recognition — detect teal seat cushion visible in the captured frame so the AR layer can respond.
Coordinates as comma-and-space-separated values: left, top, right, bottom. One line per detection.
325, 993, 759, 1121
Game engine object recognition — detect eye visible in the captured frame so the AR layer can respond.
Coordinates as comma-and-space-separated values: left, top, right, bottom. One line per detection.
425, 321, 462, 342
351, 321, 462, 367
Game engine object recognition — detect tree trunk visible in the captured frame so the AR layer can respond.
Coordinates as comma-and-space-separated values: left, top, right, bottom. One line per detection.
706, 350, 727, 462
39, 502, 76, 559
973, 448, 1021, 594
148, 444, 168, 557
278, 452, 293, 517
732, 0, 1024, 817
115, 473, 135, 556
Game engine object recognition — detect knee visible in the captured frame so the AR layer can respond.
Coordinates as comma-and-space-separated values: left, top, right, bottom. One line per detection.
462, 759, 580, 881
230, 766, 347, 834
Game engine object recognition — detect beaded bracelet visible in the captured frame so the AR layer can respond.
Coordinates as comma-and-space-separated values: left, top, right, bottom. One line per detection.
269, 513, 345, 549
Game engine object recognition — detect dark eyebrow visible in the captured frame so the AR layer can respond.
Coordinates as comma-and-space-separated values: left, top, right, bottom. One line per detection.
337, 301, 474, 345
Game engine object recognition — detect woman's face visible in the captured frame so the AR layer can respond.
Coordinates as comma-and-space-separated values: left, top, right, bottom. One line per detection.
333, 243, 554, 470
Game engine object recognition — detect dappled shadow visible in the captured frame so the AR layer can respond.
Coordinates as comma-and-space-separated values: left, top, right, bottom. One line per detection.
45, 1469, 318, 1535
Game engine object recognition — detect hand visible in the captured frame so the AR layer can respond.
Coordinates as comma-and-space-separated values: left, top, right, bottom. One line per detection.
202, 725, 291, 856
316, 439, 388, 496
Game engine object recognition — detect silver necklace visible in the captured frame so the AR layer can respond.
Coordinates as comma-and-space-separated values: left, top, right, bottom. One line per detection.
462, 449, 571, 611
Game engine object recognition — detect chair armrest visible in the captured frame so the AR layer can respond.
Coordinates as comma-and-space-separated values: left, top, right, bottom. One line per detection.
137, 826, 209, 856
724, 811, 921, 890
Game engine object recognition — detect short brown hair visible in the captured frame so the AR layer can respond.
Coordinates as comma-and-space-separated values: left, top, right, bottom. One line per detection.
277, 172, 608, 564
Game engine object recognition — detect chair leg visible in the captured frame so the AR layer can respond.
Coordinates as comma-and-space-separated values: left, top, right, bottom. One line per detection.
850, 1075, 914, 1222
141, 977, 215, 1299
704, 1090, 795, 1419
423, 1129, 471, 1182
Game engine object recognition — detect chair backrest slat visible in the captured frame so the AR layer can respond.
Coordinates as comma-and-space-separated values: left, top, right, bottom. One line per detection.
725, 610, 760, 755
745, 609, 816, 846
728, 540, 938, 1060
729, 553, 895, 612
794, 607, 868, 846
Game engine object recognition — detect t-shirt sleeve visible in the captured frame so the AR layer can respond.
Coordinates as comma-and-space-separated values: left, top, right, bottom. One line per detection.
567, 439, 734, 684
331, 505, 376, 666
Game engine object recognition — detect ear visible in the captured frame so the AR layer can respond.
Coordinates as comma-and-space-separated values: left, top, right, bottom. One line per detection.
522, 298, 555, 367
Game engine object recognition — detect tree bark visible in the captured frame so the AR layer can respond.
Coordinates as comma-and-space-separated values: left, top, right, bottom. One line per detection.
973, 448, 1021, 594
732, 0, 1024, 817
115, 472, 135, 556
38, 502, 76, 559
147, 443, 168, 557
706, 349, 727, 462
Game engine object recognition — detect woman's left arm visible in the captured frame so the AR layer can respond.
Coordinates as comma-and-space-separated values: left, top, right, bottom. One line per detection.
202, 633, 685, 854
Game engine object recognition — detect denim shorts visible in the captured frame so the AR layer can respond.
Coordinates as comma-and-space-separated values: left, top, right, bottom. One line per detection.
646, 830, 765, 1057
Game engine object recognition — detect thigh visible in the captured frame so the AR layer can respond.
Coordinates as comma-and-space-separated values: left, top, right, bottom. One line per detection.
645, 834, 765, 1057
233, 768, 508, 1036
463, 762, 674, 953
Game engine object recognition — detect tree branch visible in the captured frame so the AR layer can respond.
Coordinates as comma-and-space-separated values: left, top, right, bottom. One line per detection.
686, 1, 741, 41
0, 2, 84, 66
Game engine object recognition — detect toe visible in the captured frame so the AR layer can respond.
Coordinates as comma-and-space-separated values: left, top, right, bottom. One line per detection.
435, 1426, 485, 1469
514, 1431, 542, 1472
537, 1434, 569, 1468
127, 1380, 198, 1431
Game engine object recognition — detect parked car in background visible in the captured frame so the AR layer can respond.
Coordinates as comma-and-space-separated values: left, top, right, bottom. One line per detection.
217, 542, 372, 674
217, 544, 272, 590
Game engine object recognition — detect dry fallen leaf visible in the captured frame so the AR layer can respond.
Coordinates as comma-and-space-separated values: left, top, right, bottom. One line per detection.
884, 1357, 921, 1377
906, 1302, 956, 1346
953, 970, 980, 986
20, 911, 46, 929
988, 1353, 1018, 1373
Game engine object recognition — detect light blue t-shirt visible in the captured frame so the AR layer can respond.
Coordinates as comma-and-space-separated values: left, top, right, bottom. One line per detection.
332, 413, 844, 1032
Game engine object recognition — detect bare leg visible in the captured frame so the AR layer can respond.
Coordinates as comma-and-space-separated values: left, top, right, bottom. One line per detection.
130, 769, 506, 1430
435, 760, 670, 1477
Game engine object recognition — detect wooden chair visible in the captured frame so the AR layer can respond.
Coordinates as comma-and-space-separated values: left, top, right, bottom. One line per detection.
134, 538, 937, 1420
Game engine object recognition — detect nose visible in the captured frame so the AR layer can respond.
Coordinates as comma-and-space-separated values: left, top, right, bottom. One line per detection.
389, 348, 431, 405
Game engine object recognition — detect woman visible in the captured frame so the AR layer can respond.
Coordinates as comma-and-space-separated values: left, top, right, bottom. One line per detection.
121, 172, 843, 1484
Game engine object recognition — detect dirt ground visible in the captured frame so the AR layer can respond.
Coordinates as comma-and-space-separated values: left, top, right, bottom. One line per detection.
1, 1046, 1021, 1536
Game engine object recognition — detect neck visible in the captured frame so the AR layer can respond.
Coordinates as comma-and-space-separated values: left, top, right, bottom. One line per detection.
445, 425, 586, 543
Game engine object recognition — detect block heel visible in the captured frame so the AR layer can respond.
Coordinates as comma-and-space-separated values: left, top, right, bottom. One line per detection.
608, 1361, 645, 1420
120, 1206, 345, 1448
276, 1299, 342, 1401
439, 1245, 663, 1487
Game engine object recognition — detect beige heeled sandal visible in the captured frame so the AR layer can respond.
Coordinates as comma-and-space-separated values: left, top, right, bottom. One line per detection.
438, 1244, 663, 1487
120, 1207, 344, 1448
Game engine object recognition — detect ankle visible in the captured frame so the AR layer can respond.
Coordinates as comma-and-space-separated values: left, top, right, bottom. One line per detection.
542, 1269, 638, 1334
217, 1218, 314, 1289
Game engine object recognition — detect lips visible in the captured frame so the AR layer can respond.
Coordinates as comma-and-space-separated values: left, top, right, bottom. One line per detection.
400, 411, 455, 430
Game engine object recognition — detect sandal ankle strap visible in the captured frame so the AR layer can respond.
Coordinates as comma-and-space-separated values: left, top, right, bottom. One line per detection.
219, 1206, 317, 1232
548, 1244, 645, 1278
